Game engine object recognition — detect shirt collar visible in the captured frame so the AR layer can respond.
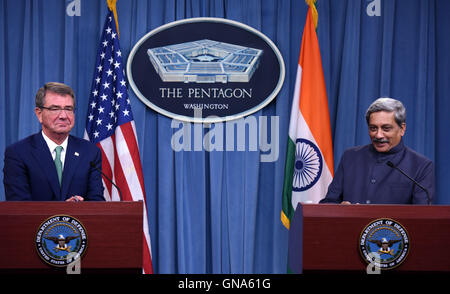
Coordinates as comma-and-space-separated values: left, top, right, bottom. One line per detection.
369, 139, 405, 162
41, 130, 69, 153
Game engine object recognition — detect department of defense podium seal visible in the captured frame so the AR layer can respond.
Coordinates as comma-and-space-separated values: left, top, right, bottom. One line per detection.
359, 218, 410, 270
35, 215, 87, 267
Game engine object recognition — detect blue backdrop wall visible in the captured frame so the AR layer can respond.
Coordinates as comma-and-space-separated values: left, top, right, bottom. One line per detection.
1, 0, 449, 273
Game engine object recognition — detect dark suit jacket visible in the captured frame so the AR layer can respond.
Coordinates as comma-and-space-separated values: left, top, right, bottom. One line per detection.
3, 132, 105, 201
320, 140, 434, 204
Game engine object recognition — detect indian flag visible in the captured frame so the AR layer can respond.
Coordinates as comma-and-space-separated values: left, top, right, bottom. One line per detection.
281, 1, 334, 229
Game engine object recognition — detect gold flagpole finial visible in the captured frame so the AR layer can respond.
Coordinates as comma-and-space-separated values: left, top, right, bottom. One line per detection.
107, 0, 120, 38
305, 0, 318, 29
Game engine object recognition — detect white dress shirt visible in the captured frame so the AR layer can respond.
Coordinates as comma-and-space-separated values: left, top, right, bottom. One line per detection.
41, 131, 69, 169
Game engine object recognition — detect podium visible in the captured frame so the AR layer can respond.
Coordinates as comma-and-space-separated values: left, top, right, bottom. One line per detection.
0, 201, 143, 273
288, 204, 450, 273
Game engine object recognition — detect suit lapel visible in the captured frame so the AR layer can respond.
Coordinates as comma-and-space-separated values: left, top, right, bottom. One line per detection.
61, 136, 81, 200
30, 132, 61, 199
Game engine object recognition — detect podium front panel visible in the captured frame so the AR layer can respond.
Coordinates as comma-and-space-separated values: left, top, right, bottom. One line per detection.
0, 201, 143, 272
301, 204, 450, 272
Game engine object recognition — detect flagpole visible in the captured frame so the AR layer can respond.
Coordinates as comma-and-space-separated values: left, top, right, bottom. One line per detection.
305, 0, 318, 29
107, 0, 120, 39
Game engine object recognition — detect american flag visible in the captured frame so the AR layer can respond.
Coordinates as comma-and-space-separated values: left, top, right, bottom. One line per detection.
84, 10, 153, 274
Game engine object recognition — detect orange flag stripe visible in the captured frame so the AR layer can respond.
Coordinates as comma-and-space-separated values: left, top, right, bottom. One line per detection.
298, 8, 334, 175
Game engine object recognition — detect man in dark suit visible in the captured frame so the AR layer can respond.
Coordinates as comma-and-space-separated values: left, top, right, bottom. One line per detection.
320, 97, 434, 204
3, 82, 104, 201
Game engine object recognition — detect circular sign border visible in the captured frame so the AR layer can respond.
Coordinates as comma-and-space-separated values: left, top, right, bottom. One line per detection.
126, 17, 285, 123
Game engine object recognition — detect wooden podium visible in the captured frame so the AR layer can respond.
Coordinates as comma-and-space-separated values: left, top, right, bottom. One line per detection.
288, 204, 450, 273
0, 201, 143, 273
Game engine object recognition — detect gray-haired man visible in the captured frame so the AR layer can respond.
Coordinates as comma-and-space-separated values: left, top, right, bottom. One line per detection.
320, 97, 434, 204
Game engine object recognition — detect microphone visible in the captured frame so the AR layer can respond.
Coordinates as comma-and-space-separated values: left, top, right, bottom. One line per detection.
386, 161, 431, 205
90, 161, 123, 201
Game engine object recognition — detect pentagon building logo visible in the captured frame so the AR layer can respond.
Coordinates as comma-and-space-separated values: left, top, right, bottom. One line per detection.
127, 18, 285, 123
147, 39, 262, 84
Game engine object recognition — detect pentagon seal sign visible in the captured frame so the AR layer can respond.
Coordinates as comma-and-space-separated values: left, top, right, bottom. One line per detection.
127, 17, 285, 123
360, 218, 410, 270
36, 215, 87, 267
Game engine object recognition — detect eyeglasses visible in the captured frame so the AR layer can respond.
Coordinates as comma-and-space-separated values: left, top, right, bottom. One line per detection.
40, 106, 75, 114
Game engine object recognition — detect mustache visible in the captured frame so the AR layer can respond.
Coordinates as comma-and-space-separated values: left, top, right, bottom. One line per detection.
373, 138, 389, 144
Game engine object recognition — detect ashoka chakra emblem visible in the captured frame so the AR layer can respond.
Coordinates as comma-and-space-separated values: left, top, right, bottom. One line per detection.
292, 138, 323, 192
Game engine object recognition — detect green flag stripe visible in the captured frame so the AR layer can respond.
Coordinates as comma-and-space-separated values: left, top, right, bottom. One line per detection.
281, 138, 296, 229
